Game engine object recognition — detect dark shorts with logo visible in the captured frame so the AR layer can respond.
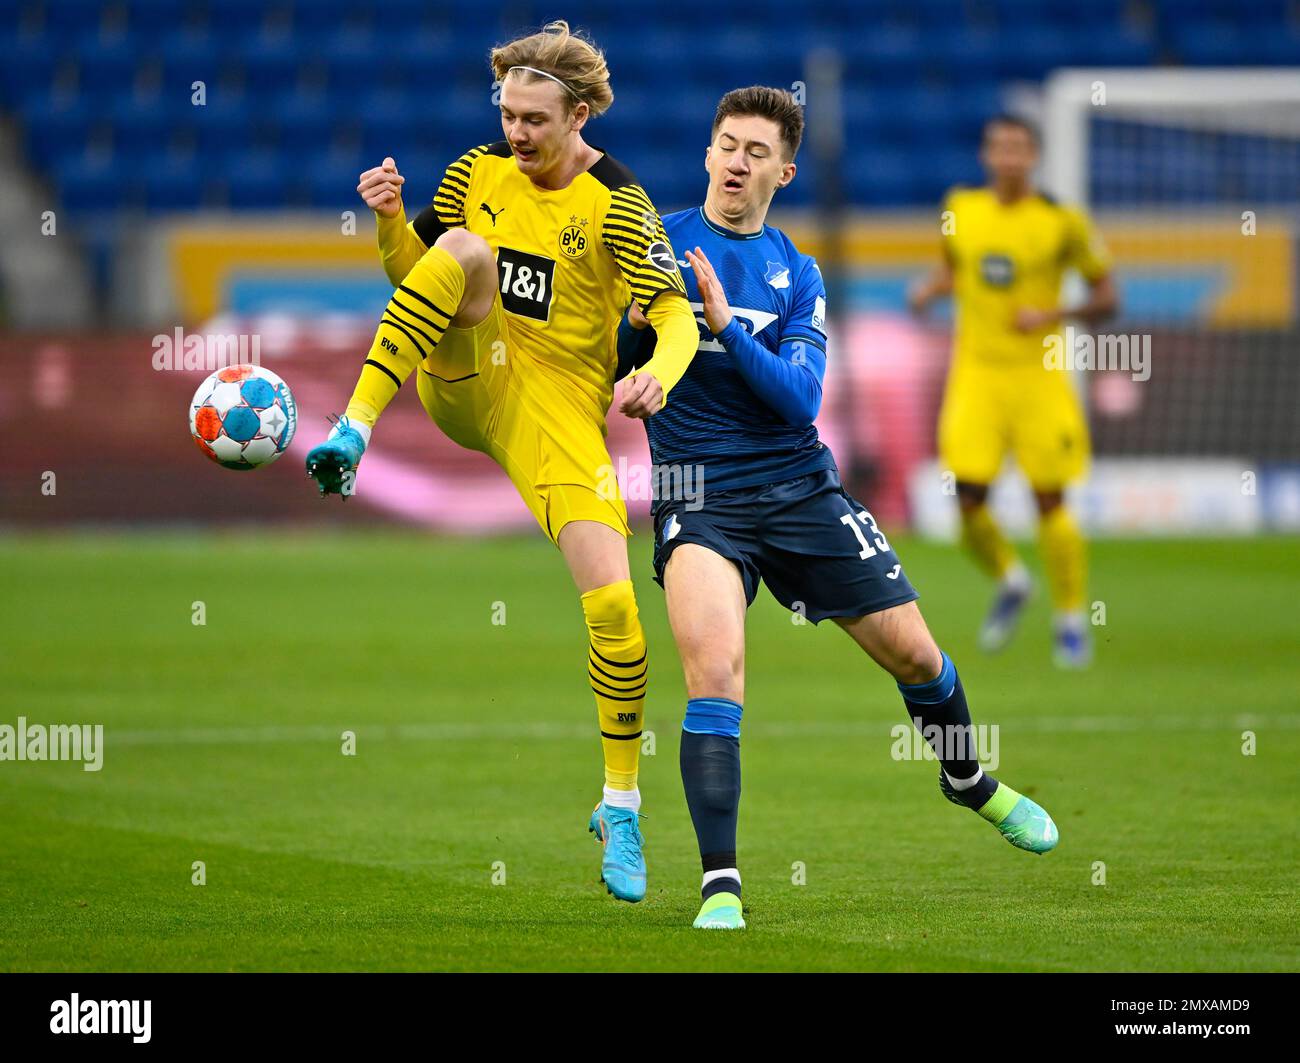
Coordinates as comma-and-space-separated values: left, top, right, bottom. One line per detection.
651, 468, 919, 624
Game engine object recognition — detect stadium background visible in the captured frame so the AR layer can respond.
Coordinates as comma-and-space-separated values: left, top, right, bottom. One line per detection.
3, 0, 1298, 535
2, 1, 1299, 976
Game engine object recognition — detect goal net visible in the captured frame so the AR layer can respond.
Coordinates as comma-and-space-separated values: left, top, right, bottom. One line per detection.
1041, 68, 1300, 534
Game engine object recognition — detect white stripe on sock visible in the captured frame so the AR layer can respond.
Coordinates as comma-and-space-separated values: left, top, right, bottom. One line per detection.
602, 785, 640, 811
944, 766, 984, 791
702, 868, 741, 890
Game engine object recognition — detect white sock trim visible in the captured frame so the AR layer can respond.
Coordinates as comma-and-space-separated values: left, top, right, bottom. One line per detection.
332, 417, 372, 446
602, 785, 640, 811
944, 766, 984, 792
702, 868, 740, 890
1002, 563, 1031, 592
1054, 610, 1087, 634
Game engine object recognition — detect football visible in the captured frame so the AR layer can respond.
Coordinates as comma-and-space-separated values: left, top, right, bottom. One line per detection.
189, 364, 297, 470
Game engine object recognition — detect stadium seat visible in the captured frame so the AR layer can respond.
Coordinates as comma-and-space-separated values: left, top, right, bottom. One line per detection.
21, 90, 89, 157
8, 0, 1295, 222
143, 153, 208, 210
55, 151, 131, 213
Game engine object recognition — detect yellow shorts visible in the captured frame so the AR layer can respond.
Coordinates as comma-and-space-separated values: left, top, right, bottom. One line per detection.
413, 293, 629, 544
938, 357, 1090, 490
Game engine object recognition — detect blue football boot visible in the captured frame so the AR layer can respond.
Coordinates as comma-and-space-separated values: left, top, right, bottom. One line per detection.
588, 801, 647, 903
306, 415, 367, 498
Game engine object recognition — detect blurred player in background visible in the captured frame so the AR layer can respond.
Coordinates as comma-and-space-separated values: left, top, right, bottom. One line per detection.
307, 21, 699, 902
909, 116, 1118, 668
620, 89, 1059, 931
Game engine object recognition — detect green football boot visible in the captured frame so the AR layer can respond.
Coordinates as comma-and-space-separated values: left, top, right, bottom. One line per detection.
941, 769, 1059, 854
693, 891, 745, 930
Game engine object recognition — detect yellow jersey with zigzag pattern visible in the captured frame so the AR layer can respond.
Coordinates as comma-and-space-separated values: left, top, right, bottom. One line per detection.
407, 141, 687, 415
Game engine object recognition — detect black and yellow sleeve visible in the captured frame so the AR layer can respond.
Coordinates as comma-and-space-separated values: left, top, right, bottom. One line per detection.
600, 183, 688, 310
592, 181, 695, 401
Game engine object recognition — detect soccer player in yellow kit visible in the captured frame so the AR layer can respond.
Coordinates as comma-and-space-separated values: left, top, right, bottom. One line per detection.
909, 116, 1118, 668
306, 21, 699, 902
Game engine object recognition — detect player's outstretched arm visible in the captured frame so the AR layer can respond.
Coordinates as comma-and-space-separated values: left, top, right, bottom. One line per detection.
358, 157, 432, 288
614, 303, 655, 383
620, 293, 696, 418
686, 246, 826, 426
601, 182, 696, 417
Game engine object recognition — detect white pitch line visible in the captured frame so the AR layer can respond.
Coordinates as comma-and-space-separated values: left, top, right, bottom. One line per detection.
104, 714, 1300, 747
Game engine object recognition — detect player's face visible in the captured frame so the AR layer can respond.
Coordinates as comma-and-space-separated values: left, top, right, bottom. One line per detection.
499, 78, 584, 179
705, 115, 795, 223
980, 124, 1038, 186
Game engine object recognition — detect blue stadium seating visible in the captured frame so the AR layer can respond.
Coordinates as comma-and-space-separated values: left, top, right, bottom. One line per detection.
1, 0, 1293, 219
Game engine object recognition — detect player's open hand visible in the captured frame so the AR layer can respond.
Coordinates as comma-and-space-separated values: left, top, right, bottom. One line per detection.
358, 157, 405, 219
619, 371, 664, 419
684, 247, 733, 335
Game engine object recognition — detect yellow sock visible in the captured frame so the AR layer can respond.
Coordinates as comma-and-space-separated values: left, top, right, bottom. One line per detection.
1039, 505, 1087, 613
344, 246, 465, 427
960, 503, 1019, 580
581, 579, 647, 792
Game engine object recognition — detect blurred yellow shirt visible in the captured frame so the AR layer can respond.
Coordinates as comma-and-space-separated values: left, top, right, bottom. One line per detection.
941, 186, 1111, 366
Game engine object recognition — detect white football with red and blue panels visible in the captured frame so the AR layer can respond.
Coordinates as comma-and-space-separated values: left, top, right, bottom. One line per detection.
189, 364, 297, 470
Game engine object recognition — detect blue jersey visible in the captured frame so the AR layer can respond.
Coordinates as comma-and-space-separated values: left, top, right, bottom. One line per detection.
620, 206, 836, 494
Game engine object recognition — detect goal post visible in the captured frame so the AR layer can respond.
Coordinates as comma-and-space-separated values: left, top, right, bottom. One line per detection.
1037, 67, 1300, 535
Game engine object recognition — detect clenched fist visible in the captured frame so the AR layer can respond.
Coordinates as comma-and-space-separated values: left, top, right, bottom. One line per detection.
357, 157, 406, 219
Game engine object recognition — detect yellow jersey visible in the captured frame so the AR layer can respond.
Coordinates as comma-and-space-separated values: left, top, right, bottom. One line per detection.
941, 186, 1111, 366
378, 140, 690, 416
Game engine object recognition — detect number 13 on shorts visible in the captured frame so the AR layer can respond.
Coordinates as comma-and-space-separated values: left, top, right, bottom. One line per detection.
840, 507, 891, 559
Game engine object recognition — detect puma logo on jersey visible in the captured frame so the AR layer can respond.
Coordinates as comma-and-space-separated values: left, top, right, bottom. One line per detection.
479, 202, 506, 225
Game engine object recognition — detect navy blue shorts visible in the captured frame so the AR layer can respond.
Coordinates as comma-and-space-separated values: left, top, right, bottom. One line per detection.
651, 468, 919, 624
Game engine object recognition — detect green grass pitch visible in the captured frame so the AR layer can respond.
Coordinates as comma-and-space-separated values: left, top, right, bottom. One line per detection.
1, 529, 1296, 972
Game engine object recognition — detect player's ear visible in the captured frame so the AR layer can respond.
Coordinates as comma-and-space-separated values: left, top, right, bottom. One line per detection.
569, 100, 589, 132
777, 160, 796, 188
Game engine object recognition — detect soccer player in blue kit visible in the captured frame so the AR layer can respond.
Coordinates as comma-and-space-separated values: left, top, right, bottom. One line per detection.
617, 87, 1059, 930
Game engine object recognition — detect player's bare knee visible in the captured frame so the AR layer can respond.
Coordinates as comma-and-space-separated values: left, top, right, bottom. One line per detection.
685, 652, 743, 704
434, 227, 492, 271
434, 229, 496, 323
892, 639, 943, 686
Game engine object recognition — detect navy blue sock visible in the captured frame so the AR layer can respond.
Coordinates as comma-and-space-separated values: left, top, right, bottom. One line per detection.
680, 697, 742, 900
897, 653, 998, 809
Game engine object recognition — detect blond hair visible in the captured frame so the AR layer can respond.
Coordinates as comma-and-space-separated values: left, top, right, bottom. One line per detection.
490, 20, 614, 117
